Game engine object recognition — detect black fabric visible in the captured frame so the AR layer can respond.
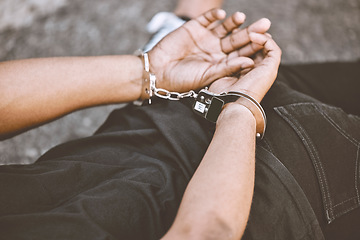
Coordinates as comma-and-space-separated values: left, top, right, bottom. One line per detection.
0, 101, 212, 240
277, 61, 360, 116
258, 61, 360, 240
244, 146, 324, 240
0, 99, 322, 240
1, 61, 360, 239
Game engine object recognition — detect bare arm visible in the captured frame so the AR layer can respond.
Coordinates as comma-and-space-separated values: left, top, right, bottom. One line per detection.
0, 55, 143, 139
162, 104, 256, 239
0, 9, 269, 140
162, 33, 282, 239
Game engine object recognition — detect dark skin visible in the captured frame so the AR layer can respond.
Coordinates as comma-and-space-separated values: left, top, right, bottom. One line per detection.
162, 29, 281, 240
149, 9, 272, 92
0, 9, 270, 138
0, 9, 282, 239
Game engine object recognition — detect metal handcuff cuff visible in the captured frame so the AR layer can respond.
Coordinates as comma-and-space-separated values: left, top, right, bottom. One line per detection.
137, 51, 267, 139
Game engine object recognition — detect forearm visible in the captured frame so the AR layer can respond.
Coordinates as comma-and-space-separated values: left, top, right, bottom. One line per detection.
0, 55, 143, 138
163, 103, 256, 240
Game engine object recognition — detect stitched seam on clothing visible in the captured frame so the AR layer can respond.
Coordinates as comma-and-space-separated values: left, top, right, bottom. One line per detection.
315, 103, 360, 211
355, 144, 360, 203
274, 106, 334, 222
315, 104, 359, 146
333, 203, 360, 219
332, 196, 359, 208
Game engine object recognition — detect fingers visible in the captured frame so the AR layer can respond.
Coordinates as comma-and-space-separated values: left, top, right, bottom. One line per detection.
231, 33, 281, 101
248, 32, 282, 66
221, 18, 271, 54
204, 57, 255, 83
227, 42, 263, 60
248, 18, 271, 33
195, 9, 226, 28
212, 12, 246, 38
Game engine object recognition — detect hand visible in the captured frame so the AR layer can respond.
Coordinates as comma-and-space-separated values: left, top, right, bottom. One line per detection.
209, 33, 282, 102
148, 9, 271, 92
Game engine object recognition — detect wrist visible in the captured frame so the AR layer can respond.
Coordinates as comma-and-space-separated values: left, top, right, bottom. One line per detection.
147, 50, 166, 89
217, 103, 256, 130
136, 51, 156, 101
138, 50, 183, 102
192, 89, 266, 138
135, 55, 146, 100
216, 102, 256, 124
110, 55, 144, 102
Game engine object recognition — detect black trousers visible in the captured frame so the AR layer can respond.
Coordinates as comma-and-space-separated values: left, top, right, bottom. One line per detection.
260, 61, 360, 239
0, 61, 359, 239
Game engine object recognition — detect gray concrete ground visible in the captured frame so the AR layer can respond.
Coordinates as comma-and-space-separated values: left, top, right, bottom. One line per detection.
0, 0, 359, 164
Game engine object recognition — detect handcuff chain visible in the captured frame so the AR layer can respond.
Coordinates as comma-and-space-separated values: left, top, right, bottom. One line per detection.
153, 88, 197, 101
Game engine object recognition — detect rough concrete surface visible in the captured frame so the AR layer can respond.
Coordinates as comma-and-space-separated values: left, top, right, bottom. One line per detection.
0, 0, 359, 164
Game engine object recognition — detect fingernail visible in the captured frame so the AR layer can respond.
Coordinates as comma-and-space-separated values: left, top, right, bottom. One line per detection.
260, 18, 271, 28
234, 12, 246, 23
217, 9, 226, 18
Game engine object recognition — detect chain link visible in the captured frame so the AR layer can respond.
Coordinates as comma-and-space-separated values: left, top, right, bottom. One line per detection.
153, 88, 197, 100
136, 50, 199, 101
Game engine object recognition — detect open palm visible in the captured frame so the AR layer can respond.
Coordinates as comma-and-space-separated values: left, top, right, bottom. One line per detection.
148, 9, 271, 93
209, 33, 282, 102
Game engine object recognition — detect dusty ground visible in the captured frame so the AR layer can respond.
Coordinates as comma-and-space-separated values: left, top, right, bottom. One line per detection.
0, 0, 359, 164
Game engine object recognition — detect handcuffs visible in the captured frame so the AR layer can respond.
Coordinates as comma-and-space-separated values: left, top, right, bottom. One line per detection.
136, 50, 267, 139
192, 88, 266, 139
